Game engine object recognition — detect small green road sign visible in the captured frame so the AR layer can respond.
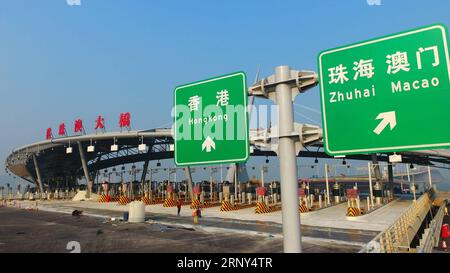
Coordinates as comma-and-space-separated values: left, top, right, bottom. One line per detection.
173, 72, 250, 166
318, 24, 450, 156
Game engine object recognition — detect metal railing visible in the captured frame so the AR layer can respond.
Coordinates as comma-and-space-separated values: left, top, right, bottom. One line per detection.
360, 188, 435, 253
416, 203, 445, 253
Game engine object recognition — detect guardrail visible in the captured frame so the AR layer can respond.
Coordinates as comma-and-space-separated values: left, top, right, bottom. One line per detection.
360, 188, 435, 253
416, 203, 445, 253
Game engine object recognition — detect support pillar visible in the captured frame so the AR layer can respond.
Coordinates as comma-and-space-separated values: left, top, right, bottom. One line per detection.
141, 160, 149, 196
234, 164, 238, 201
77, 141, 92, 199
184, 167, 194, 201
427, 166, 433, 190
388, 163, 394, 199
368, 162, 374, 208
32, 154, 44, 198
325, 163, 330, 206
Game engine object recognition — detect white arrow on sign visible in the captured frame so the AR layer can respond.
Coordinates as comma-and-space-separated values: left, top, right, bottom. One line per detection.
373, 111, 397, 135
202, 136, 216, 152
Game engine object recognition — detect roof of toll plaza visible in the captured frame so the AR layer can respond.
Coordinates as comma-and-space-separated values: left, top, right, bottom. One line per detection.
6, 126, 450, 188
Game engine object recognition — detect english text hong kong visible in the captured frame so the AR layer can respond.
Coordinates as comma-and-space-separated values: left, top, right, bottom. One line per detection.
189, 114, 228, 126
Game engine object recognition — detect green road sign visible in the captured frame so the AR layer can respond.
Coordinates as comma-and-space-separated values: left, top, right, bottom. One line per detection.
318, 24, 450, 156
173, 72, 249, 166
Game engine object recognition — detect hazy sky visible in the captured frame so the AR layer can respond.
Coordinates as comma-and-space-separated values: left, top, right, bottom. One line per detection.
1, 0, 450, 189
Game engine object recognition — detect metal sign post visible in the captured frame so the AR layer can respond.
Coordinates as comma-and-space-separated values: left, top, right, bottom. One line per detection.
249, 65, 318, 253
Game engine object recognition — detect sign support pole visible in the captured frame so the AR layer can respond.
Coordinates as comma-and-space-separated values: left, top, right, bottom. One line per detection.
275, 65, 302, 253
249, 65, 318, 253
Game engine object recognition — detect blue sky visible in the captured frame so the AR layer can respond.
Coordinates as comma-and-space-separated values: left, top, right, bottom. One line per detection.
1, 0, 450, 189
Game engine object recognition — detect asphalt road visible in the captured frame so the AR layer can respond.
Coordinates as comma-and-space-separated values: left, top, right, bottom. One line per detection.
0, 207, 367, 253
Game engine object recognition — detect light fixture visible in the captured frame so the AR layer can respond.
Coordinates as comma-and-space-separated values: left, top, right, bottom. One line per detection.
314, 158, 319, 164
342, 159, 346, 165
138, 144, 147, 151
66, 147, 73, 154
87, 139, 95, 152
111, 137, 118, 151
138, 136, 147, 151
410, 163, 414, 169
121, 165, 125, 171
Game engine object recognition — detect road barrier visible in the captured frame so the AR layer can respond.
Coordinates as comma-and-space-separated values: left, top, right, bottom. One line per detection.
220, 200, 254, 212
190, 199, 201, 209
255, 201, 281, 214
347, 207, 362, 217
163, 198, 176, 207
299, 203, 309, 213
117, 196, 130, 205
98, 194, 111, 203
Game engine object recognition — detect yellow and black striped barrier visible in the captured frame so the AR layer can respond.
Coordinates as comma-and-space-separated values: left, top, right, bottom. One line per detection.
117, 196, 130, 205
220, 201, 254, 212
347, 207, 362, 217
141, 196, 151, 205
98, 194, 111, 203
201, 202, 221, 209
163, 198, 176, 207
190, 199, 201, 209
299, 204, 309, 213
255, 202, 282, 214
220, 201, 236, 211
255, 202, 270, 214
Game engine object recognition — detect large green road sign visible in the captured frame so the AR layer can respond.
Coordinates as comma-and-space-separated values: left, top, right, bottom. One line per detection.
174, 72, 249, 166
318, 24, 450, 156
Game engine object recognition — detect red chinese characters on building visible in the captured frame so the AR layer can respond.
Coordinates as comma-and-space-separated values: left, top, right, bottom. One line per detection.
46, 128, 53, 140
119, 112, 131, 130
95, 115, 105, 130
74, 119, 84, 134
58, 123, 66, 136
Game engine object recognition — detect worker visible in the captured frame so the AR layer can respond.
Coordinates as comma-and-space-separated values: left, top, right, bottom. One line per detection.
192, 209, 198, 224
177, 199, 182, 216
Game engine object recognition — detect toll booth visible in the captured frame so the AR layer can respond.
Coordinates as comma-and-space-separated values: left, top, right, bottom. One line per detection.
269, 181, 280, 204
239, 182, 248, 204
163, 183, 177, 207
99, 181, 111, 203
333, 183, 342, 204
374, 182, 383, 206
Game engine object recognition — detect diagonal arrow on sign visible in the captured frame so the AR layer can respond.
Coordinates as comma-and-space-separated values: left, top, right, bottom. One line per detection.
373, 111, 397, 135
202, 136, 216, 152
